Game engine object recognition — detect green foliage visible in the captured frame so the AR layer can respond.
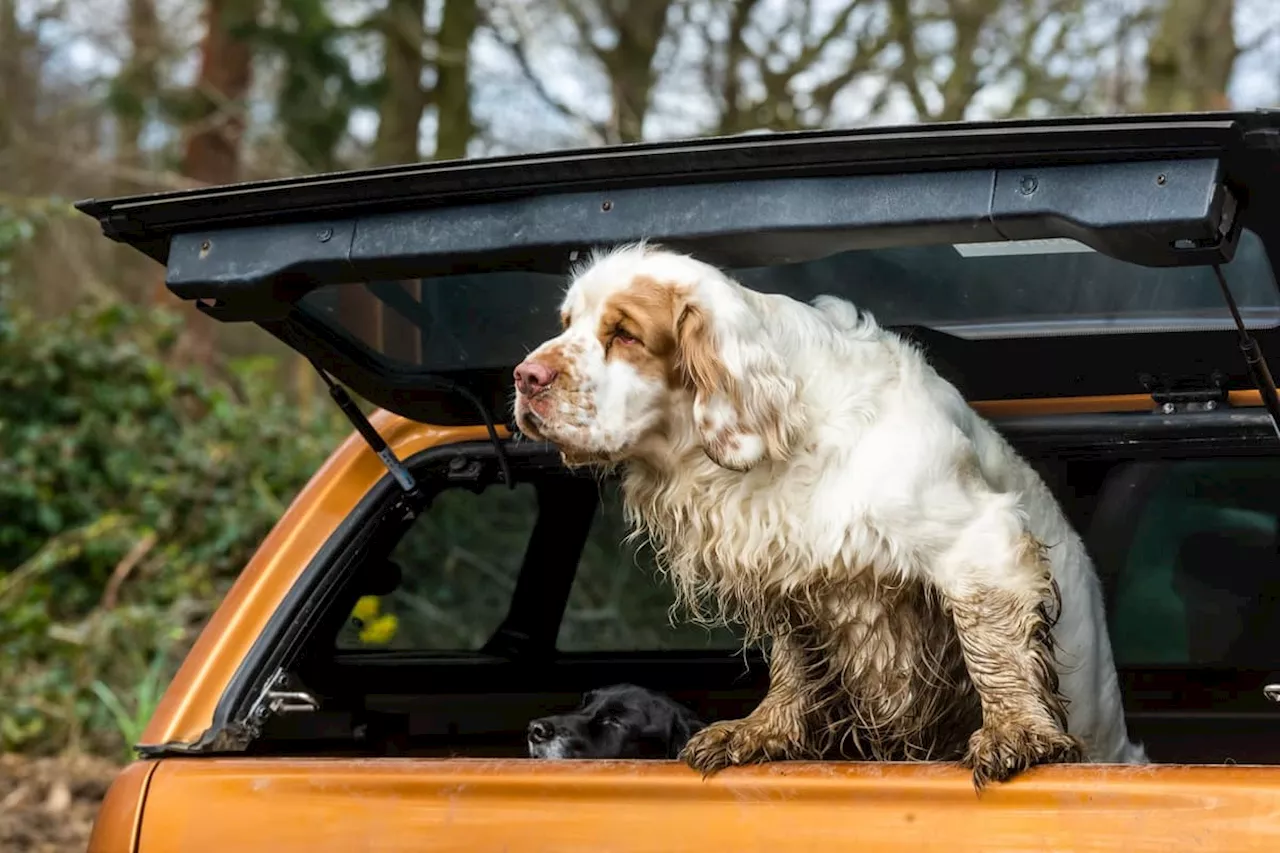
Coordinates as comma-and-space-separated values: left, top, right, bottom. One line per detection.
0, 289, 349, 756
90, 641, 173, 764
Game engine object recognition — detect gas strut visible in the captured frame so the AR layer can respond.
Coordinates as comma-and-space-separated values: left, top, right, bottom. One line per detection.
1212, 263, 1280, 440
306, 357, 514, 491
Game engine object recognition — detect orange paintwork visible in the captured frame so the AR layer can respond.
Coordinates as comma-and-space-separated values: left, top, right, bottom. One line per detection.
135, 758, 1280, 852
93, 389, 1273, 852
972, 389, 1262, 417
85, 760, 157, 853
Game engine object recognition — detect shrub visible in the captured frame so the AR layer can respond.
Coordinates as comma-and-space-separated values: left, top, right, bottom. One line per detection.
0, 294, 349, 756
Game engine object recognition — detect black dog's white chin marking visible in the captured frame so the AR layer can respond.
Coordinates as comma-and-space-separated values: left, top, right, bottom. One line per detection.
528, 739, 572, 759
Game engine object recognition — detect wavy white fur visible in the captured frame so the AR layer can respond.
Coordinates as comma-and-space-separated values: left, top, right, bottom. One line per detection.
512, 242, 1147, 786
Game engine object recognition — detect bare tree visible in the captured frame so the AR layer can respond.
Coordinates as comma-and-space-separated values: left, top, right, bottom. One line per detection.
697, 0, 896, 134
0, 0, 38, 155
183, 0, 260, 184
1144, 0, 1236, 112
175, 0, 260, 362
487, 0, 678, 144
374, 0, 428, 165
435, 0, 479, 159
114, 0, 163, 176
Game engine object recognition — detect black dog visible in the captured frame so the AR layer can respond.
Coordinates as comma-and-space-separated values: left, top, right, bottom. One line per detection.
527, 684, 705, 759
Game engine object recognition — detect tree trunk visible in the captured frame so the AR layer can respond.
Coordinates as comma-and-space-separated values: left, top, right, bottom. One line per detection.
0, 0, 33, 155
433, 0, 476, 161
1144, 0, 1237, 113
933, 0, 1002, 122
598, 0, 674, 143
181, 0, 257, 184
374, 0, 427, 165
171, 0, 258, 364
117, 0, 161, 176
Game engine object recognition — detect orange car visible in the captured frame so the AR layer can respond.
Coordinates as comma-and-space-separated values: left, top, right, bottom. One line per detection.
77, 111, 1280, 851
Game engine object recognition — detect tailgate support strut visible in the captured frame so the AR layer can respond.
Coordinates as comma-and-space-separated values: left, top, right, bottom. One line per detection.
1213, 263, 1280, 440
312, 360, 419, 492
307, 357, 515, 491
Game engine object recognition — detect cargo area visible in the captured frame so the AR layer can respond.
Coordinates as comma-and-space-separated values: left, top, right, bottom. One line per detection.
239, 438, 1280, 767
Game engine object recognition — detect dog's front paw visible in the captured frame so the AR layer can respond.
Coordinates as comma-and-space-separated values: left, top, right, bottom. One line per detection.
680, 720, 741, 775
679, 719, 801, 776
962, 721, 1085, 790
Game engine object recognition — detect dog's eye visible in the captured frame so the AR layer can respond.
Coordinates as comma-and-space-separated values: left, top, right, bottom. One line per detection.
602, 716, 623, 727
613, 328, 640, 346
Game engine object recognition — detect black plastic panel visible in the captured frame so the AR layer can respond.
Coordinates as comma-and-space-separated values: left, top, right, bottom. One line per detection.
75, 111, 1279, 260
163, 159, 1231, 314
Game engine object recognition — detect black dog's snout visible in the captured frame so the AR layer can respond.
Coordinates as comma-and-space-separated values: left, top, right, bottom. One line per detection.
528, 719, 555, 743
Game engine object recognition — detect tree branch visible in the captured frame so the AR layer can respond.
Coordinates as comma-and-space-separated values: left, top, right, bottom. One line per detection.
484, 0, 608, 144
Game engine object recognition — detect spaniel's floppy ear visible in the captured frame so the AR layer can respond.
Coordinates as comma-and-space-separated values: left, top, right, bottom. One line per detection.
675, 294, 804, 471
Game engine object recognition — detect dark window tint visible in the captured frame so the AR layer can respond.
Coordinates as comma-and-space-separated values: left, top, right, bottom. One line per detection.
558, 481, 742, 651
336, 479, 741, 653
336, 484, 539, 651
1101, 459, 1280, 667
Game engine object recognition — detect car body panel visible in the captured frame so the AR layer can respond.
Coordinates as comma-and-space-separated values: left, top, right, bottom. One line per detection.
86, 759, 158, 853
135, 758, 1280, 852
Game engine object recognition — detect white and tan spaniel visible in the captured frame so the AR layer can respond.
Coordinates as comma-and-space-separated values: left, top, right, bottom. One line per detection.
512, 242, 1147, 787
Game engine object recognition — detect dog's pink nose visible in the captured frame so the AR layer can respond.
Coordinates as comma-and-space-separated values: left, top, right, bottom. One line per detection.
514, 361, 558, 396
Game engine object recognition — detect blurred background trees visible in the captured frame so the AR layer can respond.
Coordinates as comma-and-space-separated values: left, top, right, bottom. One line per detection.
1, 0, 1278, 762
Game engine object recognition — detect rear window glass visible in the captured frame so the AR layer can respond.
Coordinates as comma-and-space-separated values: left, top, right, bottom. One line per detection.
300, 229, 1277, 373
560, 482, 740, 651
336, 485, 539, 650
336, 481, 739, 653
1102, 459, 1280, 668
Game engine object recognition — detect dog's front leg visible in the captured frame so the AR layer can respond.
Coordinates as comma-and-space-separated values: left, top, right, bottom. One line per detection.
939, 511, 1085, 789
681, 636, 813, 775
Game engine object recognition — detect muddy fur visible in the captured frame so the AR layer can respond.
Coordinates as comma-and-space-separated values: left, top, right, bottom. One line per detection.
624, 475, 1079, 788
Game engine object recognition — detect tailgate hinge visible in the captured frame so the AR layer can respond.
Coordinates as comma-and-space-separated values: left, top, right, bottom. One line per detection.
245, 668, 319, 735
1141, 371, 1229, 414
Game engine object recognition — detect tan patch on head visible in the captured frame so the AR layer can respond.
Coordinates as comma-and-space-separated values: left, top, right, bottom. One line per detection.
674, 302, 727, 396
597, 275, 687, 386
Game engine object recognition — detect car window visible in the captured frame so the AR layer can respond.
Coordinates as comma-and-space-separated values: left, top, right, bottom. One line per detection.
336, 484, 541, 651
1105, 459, 1280, 667
558, 481, 742, 651
335, 479, 741, 653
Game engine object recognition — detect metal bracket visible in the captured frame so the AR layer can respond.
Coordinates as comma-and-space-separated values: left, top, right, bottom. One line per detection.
245, 668, 319, 736
1141, 371, 1230, 414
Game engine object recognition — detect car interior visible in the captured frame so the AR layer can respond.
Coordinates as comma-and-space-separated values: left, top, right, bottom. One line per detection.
247, 438, 1280, 766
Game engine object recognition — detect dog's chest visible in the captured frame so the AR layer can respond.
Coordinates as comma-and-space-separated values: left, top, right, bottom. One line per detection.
793, 577, 979, 759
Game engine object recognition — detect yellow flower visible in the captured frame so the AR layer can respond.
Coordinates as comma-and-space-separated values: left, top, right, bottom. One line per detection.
359, 613, 399, 646
351, 595, 381, 623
